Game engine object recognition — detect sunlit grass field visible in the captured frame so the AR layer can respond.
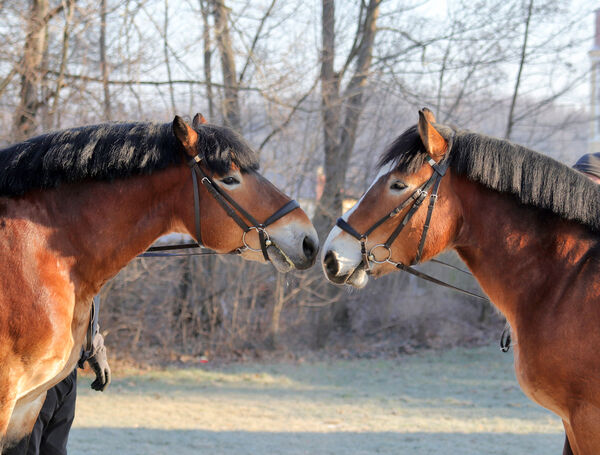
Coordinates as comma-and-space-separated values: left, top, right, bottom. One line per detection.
70, 345, 563, 454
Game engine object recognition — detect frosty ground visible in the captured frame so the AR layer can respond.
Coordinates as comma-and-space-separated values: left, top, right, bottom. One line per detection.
69, 345, 563, 454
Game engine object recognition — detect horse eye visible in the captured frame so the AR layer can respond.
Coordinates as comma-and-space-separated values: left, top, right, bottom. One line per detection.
221, 176, 240, 185
390, 181, 407, 191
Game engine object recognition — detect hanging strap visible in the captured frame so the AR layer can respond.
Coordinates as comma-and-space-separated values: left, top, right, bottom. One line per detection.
394, 262, 489, 301
79, 295, 101, 366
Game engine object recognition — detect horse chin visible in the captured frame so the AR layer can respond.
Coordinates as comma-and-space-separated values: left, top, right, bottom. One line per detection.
266, 244, 294, 273
346, 266, 369, 288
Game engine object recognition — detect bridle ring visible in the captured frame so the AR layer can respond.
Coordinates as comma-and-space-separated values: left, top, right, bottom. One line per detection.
242, 226, 270, 252
369, 244, 392, 264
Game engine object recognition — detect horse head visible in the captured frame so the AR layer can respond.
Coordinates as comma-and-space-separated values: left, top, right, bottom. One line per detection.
173, 115, 319, 272
321, 109, 460, 287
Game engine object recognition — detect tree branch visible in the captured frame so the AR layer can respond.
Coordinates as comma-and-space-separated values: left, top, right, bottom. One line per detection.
239, 0, 277, 84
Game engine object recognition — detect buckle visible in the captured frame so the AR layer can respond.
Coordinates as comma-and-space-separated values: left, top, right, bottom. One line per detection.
188, 155, 202, 167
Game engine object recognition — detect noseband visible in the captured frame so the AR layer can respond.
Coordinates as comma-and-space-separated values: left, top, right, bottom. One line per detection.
144, 153, 299, 261
336, 154, 450, 271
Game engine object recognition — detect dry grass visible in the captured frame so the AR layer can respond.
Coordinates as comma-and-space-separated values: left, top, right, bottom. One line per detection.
70, 345, 563, 454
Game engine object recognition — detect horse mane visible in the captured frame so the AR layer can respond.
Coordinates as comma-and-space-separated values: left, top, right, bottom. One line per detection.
379, 125, 600, 233
0, 122, 259, 197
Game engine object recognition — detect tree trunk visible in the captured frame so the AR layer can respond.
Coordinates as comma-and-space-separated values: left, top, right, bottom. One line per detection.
163, 0, 177, 115
211, 0, 241, 131
313, 0, 341, 240
311, 0, 381, 349
199, 0, 215, 119
313, 0, 380, 239
49, 0, 74, 128
100, 0, 111, 120
14, 0, 49, 140
505, 0, 534, 140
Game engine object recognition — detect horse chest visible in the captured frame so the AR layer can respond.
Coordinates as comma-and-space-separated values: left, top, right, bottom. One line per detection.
513, 345, 567, 418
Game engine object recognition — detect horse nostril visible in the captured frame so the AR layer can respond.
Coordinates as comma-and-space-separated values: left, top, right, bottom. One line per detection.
302, 235, 318, 261
323, 250, 339, 277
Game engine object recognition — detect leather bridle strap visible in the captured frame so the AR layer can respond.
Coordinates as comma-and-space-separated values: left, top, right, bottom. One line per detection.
394, 262, 489, 301
333, 147, 490, 302
190, 161, 299, 261
414, 166, 444, 263
335, 154, 449, 269
143, 154, 299, 261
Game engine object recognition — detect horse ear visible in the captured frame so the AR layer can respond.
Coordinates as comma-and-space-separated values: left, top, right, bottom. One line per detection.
192, 113, 207, 128
172, 115, 199, 156
421, 107, 436, 124
417, 108, 447, 159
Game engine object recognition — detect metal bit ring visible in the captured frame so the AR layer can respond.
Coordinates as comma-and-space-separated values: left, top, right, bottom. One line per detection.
242, 226, 270, 252
369, 244, 392, 264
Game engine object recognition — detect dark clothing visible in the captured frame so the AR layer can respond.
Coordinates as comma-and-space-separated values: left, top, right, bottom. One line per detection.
573, 152, 600, 178
5, 370, 77, 455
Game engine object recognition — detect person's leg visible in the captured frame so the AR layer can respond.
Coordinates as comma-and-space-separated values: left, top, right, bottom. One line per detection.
3, 387, 57, 455
2, 434, 30, 455
36, 370, 77, 455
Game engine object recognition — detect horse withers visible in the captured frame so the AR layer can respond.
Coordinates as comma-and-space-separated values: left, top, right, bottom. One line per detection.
322, 109, 600, 454
0, 114, 318, 451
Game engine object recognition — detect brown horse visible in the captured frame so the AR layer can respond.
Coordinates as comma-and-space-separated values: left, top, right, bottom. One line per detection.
322, 108, 600, 454
0, 114, 318, 451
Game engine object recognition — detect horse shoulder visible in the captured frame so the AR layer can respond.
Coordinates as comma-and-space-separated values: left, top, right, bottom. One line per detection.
513, 238, 600, 419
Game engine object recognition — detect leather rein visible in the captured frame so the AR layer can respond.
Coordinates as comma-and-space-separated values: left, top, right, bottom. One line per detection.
139, 153, 299, 260
335, 142, 489, 303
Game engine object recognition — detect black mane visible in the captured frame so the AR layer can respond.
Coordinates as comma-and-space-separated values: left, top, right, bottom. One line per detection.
0, 122, 259, 197
379, 125, 600, 233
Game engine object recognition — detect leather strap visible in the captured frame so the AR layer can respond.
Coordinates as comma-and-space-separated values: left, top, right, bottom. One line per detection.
263, 200, 300, 227
414, 176, 442, 263
144, 154, 299, 261
395, 262, 489, 301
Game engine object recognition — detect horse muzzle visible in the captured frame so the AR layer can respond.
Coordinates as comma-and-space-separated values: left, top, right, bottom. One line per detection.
322, 249, 369, 288
263, 223, 319, 272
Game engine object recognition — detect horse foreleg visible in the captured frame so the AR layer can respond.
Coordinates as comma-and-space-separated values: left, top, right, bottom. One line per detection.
0, 392, 46, 454
562, 426, 574, 455
0, 391, 17, 453
567, 404, 600, 455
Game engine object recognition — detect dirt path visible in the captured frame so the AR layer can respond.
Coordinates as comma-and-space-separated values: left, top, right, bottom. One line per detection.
69, 345, 563, 454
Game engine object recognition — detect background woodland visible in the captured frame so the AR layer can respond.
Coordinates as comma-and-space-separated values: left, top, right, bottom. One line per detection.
0, 0, 595, 362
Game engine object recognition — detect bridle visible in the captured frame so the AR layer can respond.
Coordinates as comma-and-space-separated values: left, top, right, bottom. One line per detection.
335, 140, 489, 302
336, 153, 450, 272
142, 152, 299, 260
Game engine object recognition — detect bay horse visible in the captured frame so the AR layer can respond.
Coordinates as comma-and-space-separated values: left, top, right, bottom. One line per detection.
322, 108, 600, 454
0, 114, 318, 451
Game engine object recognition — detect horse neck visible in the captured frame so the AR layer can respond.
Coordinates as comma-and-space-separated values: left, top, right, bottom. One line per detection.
451, 175, 599, 323
38, 163, 192, 295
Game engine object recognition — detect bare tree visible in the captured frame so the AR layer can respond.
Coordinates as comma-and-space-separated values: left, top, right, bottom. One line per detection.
163, 0, 177, 115
100, 0, 111, 120
199, 0, 214, 119
14, 0, 49, 140
211, 0, 241, 130
505, 0, 534, 140
313, 0, 381, 238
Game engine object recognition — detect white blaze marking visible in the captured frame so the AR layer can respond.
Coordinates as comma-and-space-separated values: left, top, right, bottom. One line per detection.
322, 162, 395, 275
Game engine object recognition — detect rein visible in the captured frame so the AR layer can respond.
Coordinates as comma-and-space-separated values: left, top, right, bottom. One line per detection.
139, 153, 299, 260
